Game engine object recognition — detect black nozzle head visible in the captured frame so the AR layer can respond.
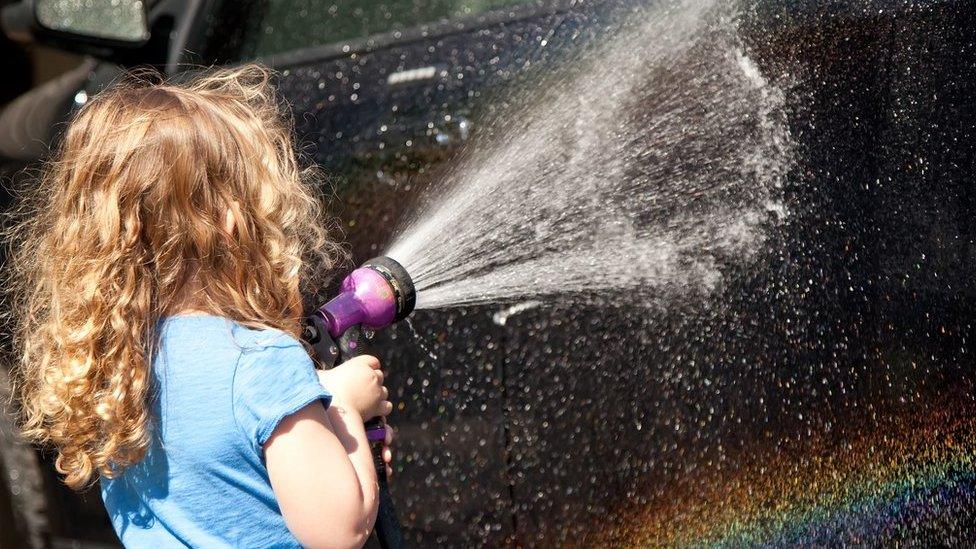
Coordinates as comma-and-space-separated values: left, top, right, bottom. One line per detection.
361, 256, 416, 322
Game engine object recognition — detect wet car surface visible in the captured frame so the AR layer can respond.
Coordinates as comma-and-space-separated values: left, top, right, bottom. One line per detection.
223, 1, 976, 544
3, 0, 976, 546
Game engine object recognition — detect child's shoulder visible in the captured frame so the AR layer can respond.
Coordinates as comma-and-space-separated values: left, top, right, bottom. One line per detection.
159, 314, 304, 354
232, 321, 304, 353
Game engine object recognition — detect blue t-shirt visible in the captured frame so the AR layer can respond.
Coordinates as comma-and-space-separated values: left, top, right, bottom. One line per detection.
100, 315, 331, 547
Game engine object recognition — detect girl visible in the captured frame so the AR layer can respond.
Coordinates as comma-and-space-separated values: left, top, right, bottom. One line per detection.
7, 65, 394, 548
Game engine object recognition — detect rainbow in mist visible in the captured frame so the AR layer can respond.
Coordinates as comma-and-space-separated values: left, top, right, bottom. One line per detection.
590, 396, 976, 546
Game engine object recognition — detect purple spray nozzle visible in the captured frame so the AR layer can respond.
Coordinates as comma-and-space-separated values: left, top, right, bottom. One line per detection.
302, 258, 413, 545
316, 256, 416, 339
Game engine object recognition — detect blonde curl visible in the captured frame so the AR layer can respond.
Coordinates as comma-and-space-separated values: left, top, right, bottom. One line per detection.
3, 64, 341, 489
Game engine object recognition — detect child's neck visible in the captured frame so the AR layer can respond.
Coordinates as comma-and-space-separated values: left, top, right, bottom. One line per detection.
171, 309, 212, 316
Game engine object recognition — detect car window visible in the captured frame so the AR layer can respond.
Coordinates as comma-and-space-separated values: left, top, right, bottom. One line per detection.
235, 0, 528, 59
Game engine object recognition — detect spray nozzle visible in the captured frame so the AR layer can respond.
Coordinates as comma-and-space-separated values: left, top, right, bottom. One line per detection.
315, 256, 416, 339
300, 256, 414, 546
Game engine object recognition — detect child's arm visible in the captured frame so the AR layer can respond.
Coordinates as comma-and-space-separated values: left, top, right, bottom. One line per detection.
263, 355, 391, 549
265, 402, 377, 549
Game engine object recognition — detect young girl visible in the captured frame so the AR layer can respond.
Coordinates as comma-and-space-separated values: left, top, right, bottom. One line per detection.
8, 65, 394, 548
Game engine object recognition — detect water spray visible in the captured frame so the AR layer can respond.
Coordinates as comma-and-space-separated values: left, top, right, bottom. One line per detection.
301, 256, 416, 549
294, 5, 793, 546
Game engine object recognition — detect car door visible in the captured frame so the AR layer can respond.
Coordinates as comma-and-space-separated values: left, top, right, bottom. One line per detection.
195, 0, 976, 546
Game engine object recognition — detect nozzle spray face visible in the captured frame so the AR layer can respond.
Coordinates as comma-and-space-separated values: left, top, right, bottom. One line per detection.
316, 256, 416, 338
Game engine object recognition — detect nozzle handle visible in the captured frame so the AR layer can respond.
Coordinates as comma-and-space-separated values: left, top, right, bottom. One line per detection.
366, 417, 405, 549
336, 327, 408, 549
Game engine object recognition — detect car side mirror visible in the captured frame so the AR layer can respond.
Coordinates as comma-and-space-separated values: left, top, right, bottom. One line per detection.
2, 0, 149, 57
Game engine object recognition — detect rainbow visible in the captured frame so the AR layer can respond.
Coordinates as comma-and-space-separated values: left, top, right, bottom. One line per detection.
593, 400, 976, 546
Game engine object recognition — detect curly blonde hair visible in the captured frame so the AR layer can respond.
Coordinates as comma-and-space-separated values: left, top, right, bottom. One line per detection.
5, 64, 338, 489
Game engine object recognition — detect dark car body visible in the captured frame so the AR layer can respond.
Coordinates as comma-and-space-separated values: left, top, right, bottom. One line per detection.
3, 0, 976, 547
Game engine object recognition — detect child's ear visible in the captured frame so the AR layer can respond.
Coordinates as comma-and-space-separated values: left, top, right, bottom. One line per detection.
223, 201, 238, 236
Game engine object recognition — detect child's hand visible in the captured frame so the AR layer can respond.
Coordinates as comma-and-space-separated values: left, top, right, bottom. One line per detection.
316, 355, 392, 421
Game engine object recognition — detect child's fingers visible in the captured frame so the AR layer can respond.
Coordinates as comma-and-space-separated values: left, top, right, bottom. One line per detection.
346, 354, 380, 370
381, 386, 389, 400
382, 446, 392, 464
384, 425, 394, 446
368, 401, 393, 420
386, 465, 393, 480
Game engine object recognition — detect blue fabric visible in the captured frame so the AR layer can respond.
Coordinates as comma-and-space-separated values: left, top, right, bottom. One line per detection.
100, 315, 331, 548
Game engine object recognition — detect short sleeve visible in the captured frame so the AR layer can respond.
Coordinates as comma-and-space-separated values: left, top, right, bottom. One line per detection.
232, 332, 332, 454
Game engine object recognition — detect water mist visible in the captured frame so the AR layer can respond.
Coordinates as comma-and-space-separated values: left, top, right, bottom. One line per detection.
386, 0, 794, 310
